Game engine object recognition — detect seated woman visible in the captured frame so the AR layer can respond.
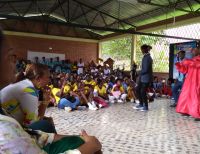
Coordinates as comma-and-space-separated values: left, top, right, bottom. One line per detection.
108, 79, 127, 103
1, 63, 56, 133
93, 79, 109, 108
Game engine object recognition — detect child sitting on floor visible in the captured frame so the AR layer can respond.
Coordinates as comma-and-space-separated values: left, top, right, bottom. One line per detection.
109, 79, 127, 103
93, 79, 109, 108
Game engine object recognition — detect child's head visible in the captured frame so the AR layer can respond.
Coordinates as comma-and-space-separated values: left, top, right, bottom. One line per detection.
167, 78, 174, 85
153, 76, 158, 82
115, 78, 122, 86
97, 78, 103, 88
85, 75, 92, 82
52, 78, 61, 88
110, 76, 115, 83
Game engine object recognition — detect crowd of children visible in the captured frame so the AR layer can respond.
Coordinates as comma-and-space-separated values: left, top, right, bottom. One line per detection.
14, 56, 174, 112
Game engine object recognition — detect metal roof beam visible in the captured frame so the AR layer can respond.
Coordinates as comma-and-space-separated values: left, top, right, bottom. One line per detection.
48, 0, 67, 15
0, 14, 199, 41
137, 1, 197, 14
106, 0, 197, 29
71, 0, 113, 22
71, 0, 136, 28
0, 0, 49, 3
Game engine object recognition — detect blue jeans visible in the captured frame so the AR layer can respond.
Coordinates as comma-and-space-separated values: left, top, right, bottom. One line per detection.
172, 81, 183, 104
58, 97, 80, 109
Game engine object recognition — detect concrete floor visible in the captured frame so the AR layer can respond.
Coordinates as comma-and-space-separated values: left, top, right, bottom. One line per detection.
46, 99, 200, 154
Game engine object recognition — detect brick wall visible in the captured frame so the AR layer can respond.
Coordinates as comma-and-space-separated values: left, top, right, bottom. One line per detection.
4, 34, 98, 62
0, 34, 99, 87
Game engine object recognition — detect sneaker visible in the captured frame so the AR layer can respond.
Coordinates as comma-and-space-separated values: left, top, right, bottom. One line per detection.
88, 105, 98, 110
88, 103, 98, 110
140, 106, 148, 112
133, 104, 143, 110
170, 103, 177, 107
110, 100, 115, 104
117, 99, 123, 103
91, 101, 96, 107
64, 107, 72, 112
130, 99, 135, 103
99, 104, 103, 108
135, 100, 140, 104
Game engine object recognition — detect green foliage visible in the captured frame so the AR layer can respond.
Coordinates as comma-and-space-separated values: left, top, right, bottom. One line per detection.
101, 37, 132, 70
135, 31, 169, 73
101, 37, 131, 60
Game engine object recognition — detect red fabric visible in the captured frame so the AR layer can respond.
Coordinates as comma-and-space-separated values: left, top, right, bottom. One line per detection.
93, 97, 108, 107
176, 56, 200, 118
162, 85, 172, 96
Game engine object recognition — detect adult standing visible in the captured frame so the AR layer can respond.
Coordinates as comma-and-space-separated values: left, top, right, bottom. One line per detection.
176, 47, 200, 121
77, 58, 84, 75
170, 50, 186, 107
133, 44, 153, 111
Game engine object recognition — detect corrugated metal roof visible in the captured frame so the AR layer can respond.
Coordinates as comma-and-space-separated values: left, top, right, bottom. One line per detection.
0, 0, 199, 38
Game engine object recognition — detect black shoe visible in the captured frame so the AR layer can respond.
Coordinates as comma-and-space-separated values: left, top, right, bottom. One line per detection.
194, 118, 200, 121
170, 104, 177, 107
181, 113, 190, 117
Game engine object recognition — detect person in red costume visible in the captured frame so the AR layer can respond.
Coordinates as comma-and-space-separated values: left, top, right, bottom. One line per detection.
175, 47, 200, 121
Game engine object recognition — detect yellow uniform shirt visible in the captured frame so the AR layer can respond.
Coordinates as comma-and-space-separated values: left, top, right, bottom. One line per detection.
51, 88, 61, 104
71, 83, 78, 92
64, 84, 71, 94
94, 85, 107, 96
111, 84, 125, 93
84, 80, 96, 87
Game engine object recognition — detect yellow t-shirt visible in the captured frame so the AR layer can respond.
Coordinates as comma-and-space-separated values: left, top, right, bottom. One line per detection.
72, 83, 78, 92
84, 80, 96, 86
112, 84, 124, 93
94, 85, 106, 96
49, 84, 54, 89
51, 88, 61, 104
84, 80, 96, 94
64, 84, 71, 94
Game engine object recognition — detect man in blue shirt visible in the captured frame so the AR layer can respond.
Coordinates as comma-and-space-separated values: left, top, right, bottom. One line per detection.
170, 50, 185, 107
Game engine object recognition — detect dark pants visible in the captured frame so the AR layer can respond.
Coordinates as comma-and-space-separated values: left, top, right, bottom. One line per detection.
172, 80, 183, 104
136, 82, 149, 108
28, 119, 57, 133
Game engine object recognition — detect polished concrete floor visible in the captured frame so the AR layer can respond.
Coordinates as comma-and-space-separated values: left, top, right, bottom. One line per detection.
46, 99, 200, 154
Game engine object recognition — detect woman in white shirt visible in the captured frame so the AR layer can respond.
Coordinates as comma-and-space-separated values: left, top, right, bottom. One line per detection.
1, 63, 52, 128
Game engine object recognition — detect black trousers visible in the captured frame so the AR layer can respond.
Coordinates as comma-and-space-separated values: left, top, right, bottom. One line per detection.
136, 81, 150, 108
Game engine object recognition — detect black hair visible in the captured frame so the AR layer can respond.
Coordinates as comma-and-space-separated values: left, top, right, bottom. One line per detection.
115, 78, 122, 83
15, 63, 49, 83
179, 50, 185, 54
141, 44, 152, 50
168, 78, 174, 83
